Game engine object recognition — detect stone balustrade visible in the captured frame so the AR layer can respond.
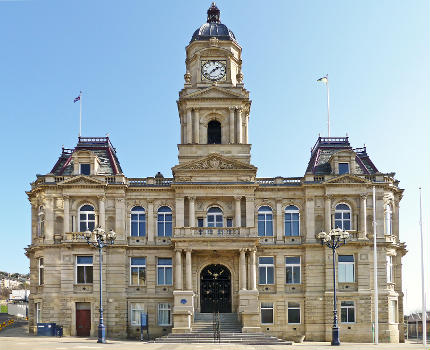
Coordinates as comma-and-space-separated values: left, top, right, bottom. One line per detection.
174, 227, 256, 238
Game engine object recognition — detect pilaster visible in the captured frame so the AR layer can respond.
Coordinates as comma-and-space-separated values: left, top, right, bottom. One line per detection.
360, 194, 368, 239
324, 195, 331, 233
276, 199, 283, 242
147, 200, 154, 243
245, 196, 254, 228
186, 109, 192, 144
306, 197, 315, 240
98, 196, 105, 229
229, 107, 235, 143
188, 197, 195, 228
234, 196, 241, 227
63, 195, 70, 233
175, 197, 185, 227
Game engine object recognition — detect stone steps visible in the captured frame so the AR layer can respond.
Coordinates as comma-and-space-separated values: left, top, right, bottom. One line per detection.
154, 312, 292, 344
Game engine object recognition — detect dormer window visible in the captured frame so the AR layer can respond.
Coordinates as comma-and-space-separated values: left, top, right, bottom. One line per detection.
339, 163, 350, 175
80, 163, 91, 175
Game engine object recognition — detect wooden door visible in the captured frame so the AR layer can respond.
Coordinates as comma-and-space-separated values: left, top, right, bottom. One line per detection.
76, 309, 91, 336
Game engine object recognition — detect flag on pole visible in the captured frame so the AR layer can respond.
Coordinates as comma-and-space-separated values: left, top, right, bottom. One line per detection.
317, 76, 328, 84
74, 95, 81, 103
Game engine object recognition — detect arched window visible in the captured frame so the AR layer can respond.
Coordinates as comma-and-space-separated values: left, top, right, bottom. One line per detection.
207, 120, 221, 144
37, 206, 45, 237
385, 204, 392, 235
335, 203, 351, 231
157, 206, 172, 237
207, 207, 223, 227
258, 206, 273, 236
131, 206, 146, 237
79, 204, 95, 232
285, 205, 300, 236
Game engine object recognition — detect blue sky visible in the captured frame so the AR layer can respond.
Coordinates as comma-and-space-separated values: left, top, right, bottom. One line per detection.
0, 0, 428, 312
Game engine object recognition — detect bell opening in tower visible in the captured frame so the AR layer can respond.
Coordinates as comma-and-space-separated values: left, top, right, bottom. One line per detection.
207, 120, 221, 144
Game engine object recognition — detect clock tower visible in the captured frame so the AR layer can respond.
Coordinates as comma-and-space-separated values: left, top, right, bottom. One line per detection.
177, 3, 252, 165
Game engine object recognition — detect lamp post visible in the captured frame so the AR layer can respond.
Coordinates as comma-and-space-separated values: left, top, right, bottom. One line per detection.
84, 226, 116, 343
317, 228, 350, 346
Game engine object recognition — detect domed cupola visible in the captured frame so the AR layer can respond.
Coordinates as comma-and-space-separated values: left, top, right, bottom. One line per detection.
190, 2, 236, 43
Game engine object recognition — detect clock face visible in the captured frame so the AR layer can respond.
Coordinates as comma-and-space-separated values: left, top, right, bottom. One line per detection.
201, 60, 226, 81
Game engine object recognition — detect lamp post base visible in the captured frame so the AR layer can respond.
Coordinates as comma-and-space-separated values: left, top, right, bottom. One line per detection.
97, 324, 106, 343
331, 326, 340, 346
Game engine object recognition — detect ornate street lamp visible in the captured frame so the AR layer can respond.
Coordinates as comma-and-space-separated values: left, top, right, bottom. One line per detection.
317, 228, 350, 346
84, 226, 116, 343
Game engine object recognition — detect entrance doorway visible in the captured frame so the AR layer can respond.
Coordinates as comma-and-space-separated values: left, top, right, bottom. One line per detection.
200, 264, 231, 313
76, 302, 91, 336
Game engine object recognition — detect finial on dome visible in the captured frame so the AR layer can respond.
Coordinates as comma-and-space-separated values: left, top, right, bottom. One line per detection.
207, 2, 221, 23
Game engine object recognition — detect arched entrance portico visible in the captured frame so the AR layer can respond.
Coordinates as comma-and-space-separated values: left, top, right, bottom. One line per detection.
200, 264, 231, 313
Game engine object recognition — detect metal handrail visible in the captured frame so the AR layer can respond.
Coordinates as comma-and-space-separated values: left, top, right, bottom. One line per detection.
213, 312, 220, 343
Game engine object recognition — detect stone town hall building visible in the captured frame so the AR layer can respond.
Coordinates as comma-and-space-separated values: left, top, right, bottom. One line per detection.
26, 3, 406, 343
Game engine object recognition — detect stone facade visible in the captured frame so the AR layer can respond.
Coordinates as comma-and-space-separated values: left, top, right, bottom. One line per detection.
26, 4, 406, 343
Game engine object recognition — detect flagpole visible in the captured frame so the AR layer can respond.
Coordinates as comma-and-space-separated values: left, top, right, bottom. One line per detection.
79, 91, 82, 137
373, 185, 379, 344
419, 187, 427, 347
317, 75, 330, 137
326, 75, 330, 137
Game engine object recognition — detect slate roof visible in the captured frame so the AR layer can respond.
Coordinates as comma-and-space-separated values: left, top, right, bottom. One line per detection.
305, 137, 379, 175
50, 137, 122, 175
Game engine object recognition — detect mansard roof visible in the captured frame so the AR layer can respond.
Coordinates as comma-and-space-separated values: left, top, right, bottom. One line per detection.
50, 137, 122, 175
305, 137, 379, 175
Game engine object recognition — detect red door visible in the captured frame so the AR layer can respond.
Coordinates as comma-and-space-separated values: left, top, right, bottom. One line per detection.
76, 309, 91, 336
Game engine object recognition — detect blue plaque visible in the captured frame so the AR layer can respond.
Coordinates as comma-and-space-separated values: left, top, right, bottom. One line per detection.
180, 298, 187, 304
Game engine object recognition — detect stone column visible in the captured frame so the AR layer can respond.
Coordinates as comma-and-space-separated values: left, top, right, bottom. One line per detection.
193, 109, 199, 144
239, 249, 247, 290
185, 249, 192, 291
147, 201, 154, 243
245, 114, 249, 143
360, 194, 367, 239
98, 196, 105, 229
188, 196, 195, 227
186, 108, 192, 144
234, 196, 241, 227
324, 195, 331, 233
175, 249, 183, 290
237, 108, 243, 144
176, 197, 184, 228
63, 195, 70, 233
276, 199, 283, 241
250, 249, 257, 290
229, 107, 235, 143
245, 196, 255, 228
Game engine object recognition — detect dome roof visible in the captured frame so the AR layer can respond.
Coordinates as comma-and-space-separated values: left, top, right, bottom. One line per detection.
190, 3, 236, 43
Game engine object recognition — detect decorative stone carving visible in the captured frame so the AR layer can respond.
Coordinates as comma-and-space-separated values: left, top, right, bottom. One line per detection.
325, 174, 370, 184
184, 71, 191, 83
236, 72, 243, 84
175, 176, 192, 182
175, 154, 256, 171
62, 175, 104, 185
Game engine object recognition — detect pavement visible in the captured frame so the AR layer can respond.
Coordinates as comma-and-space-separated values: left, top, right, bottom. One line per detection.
0, 319, 428, 350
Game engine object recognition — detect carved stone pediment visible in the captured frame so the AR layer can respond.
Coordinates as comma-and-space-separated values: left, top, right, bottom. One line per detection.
183, 86, 246, 100
60, 175, 105, 186
173, 153, 256, 172
325, 174, 370, 184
